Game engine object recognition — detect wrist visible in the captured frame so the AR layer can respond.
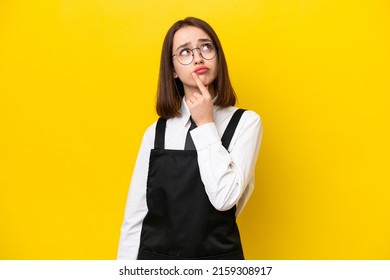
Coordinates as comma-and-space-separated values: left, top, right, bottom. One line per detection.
195, 117, 213, 126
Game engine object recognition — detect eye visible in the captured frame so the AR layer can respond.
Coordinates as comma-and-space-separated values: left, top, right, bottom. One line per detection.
201, 43, 213, 52
179, 48, 192, 57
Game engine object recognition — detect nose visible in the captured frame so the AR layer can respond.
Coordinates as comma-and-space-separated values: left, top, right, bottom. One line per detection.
192, 48, 204, 64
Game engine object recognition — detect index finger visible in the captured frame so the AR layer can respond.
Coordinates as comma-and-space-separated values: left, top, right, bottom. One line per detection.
191, 72, 210, 97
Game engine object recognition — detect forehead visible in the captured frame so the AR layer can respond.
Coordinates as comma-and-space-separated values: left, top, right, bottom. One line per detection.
172, 26, 211, 48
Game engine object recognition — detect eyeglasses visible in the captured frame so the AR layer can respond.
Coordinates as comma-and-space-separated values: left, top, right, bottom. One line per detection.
172, 43, 217, 65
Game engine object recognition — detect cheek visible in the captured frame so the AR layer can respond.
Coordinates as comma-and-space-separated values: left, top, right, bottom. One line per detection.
176, 72, 192, 84
173, 64, 187, 79
206, 65, 218, 83
173, 65, 192, 82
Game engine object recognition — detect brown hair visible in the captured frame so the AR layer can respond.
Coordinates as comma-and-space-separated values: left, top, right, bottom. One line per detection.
156, 17, 237, 119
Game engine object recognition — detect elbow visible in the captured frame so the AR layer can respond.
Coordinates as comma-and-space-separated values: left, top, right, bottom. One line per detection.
207, 183, 241, 212
212, 201, 237, 212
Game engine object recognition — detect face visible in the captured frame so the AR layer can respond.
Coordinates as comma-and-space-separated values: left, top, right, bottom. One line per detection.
172, 26, 218, 96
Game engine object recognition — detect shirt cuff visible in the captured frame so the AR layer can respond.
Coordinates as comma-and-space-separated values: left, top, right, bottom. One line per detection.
190, 122, 220, 150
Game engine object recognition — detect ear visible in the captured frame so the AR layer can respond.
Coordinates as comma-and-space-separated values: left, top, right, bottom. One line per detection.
173, 72, 178, 78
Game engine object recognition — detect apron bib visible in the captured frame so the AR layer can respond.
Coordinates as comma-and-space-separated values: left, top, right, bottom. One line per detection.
138, 109, 246, 260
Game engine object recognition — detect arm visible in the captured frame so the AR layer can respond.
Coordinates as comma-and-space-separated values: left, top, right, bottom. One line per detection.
191, 111, 262, 212
117, 123, 155, 259
187, 73, 262, 213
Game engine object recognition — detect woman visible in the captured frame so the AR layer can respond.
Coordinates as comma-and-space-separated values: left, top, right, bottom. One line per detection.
118, 17, 262, 260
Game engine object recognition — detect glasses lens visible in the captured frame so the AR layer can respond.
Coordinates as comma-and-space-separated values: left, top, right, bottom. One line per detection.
200, 43, 216, 60
177, 48, 193, 65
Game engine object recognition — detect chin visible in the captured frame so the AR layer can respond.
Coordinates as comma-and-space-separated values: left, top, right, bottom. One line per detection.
199, 76, 212, 86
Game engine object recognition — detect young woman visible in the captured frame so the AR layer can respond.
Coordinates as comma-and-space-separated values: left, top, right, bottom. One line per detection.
117, 17, 262, 260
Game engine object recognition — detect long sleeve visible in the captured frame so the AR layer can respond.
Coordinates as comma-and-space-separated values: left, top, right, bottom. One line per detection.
190, 110, 262, 215
117, 123, 155, 260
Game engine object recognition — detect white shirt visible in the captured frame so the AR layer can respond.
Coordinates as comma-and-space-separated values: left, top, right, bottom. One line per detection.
117, 100, 263, 260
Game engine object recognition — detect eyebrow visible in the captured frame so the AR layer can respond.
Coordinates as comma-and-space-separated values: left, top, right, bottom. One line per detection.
174, 38, 213, 53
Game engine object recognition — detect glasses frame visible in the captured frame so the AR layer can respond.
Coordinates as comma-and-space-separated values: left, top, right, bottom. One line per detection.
172, 44, 217, 65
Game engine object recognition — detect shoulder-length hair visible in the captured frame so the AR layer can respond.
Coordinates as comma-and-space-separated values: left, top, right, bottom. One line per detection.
156, 17, 236, 119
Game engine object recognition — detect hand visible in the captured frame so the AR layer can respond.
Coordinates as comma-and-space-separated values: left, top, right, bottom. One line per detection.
186, 72, 214, 126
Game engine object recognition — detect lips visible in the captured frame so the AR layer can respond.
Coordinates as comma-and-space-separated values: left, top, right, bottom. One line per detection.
194, 67, 209, 75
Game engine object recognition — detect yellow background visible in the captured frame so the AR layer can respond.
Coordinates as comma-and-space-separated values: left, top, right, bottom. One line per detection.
1, 0, 389, 259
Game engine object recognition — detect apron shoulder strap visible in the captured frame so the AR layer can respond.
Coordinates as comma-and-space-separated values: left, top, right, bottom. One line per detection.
154, 118, 167, 149
221, 108, 246, 150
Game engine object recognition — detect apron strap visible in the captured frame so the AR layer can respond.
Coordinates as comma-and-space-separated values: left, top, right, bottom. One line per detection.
154, 118, 167, 149
221, 109, 246, 150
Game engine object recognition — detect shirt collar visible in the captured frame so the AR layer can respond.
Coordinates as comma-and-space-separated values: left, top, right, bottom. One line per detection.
181, 99, 192, 127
